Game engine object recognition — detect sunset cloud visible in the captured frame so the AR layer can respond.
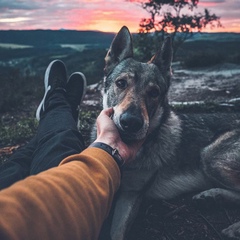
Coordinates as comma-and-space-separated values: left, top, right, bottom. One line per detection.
197, 0, 240, 32
0, 0, 239, 32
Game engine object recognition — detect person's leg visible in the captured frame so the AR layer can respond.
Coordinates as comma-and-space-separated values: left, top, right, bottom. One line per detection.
0, 61, 87, 189
31, 60, 87, 174
0, 137, 36, 189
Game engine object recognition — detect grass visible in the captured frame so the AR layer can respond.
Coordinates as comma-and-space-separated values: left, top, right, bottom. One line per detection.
0, 114, 38, 164
78, 108, 101, 146
0, 117, 38, 147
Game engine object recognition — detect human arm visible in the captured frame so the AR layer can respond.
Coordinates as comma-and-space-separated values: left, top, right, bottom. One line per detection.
0, 148, 119, 240
0, 108, 142, 240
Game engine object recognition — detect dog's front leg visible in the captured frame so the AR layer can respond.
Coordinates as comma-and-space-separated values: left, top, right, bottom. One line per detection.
110, 169, 158, 240
110, 190, 142, 240
222, 221, 240, 239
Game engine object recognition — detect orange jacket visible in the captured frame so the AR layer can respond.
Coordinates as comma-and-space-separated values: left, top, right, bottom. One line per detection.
0, 147, 120, 240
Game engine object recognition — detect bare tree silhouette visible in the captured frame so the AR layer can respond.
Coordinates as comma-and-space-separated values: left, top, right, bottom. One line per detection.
129, 0, 222, 59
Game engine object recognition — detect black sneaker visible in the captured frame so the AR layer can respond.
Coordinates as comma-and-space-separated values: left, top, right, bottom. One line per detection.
66, 72, 87, 121
36, 60, 67, 121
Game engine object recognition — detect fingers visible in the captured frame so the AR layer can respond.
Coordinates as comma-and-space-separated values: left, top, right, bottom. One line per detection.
96, 108, 113, 130
97, 108, 113, 124
96, 107, 117, 138
99, 107, 114, 118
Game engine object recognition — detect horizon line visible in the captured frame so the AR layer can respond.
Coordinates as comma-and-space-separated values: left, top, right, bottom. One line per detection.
0, 28, 240, 34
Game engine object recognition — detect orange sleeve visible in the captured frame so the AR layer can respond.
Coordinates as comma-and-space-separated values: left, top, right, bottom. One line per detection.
0, 147, 120, 240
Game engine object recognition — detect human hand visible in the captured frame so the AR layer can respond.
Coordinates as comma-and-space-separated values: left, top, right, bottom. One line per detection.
94, 108, 144, 164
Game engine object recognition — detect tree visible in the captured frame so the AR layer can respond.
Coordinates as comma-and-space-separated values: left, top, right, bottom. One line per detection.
129, 0, 222, 59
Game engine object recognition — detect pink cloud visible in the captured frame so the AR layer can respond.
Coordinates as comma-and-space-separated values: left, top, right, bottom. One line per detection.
0, 0, 239, 33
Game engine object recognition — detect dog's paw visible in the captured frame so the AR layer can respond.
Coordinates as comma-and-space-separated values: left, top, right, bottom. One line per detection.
192, 188, 225, 208
222, 222, 240, 240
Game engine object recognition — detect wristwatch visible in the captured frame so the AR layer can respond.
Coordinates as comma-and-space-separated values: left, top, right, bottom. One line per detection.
89, 142, 125, 168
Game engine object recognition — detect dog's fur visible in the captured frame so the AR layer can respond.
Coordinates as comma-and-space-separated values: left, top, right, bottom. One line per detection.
94, 26, 240, 240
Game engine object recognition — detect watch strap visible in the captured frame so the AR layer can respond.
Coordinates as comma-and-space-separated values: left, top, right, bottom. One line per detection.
89, 142, 125, 168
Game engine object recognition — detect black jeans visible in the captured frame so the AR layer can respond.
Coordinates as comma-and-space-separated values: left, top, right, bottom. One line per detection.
0, 91, 85, 190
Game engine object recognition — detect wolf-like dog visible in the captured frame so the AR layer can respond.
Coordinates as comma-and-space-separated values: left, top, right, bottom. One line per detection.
94, 26, 240, 240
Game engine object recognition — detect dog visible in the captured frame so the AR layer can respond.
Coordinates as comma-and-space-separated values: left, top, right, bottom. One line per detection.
93, 26, 240, 240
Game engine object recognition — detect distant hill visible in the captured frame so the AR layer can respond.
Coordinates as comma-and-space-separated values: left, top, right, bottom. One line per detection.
0, 30, 240, 49
0, 30, 115, 48
186, 32, 240, 42
0, 29, 239, 99
0, 30, 239, 80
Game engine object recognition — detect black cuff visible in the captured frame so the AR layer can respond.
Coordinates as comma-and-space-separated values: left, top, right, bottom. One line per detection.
89, 142, 125, 168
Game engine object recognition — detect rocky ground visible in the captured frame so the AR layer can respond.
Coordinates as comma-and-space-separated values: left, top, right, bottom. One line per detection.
170, 63, 240, 103
1, 63, 240, 240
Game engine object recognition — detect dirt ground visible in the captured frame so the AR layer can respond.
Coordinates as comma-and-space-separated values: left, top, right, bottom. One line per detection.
1, 63, 240, 240
128, 194, 240, 240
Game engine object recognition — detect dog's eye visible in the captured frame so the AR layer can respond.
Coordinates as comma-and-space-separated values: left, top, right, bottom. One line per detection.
116, 79, 128, 89
148, 87, 160, 99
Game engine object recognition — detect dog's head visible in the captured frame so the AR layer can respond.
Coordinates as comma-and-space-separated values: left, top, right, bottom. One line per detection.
103, 26, 173, 142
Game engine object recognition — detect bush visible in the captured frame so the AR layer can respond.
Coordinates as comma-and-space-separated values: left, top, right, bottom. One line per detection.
228, 53, 240, 65
0, 66, 42, 113
63, 49, 106, 85
133, 33, 162, 62
182, 51, 225, 69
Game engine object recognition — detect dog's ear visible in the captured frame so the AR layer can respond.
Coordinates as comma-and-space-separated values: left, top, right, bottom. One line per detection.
150, 36, 172, 73
104, 26, 133, 75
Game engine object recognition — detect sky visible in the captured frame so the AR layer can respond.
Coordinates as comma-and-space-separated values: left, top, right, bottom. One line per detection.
0, 0, 239, 33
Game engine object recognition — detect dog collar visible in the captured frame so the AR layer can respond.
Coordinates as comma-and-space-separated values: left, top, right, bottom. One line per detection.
89, 142, 125, 168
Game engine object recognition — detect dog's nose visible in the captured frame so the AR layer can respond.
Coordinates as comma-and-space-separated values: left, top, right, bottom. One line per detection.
120, 113, 143, 133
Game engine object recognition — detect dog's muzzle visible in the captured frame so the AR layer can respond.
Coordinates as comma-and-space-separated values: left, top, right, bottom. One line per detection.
113, 105, 147, 142
120, 112, 143, 133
